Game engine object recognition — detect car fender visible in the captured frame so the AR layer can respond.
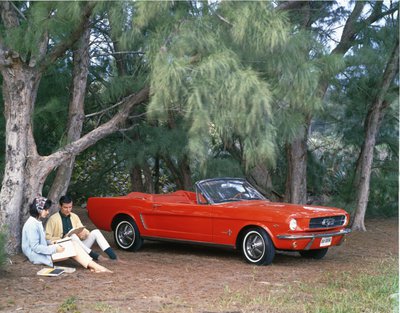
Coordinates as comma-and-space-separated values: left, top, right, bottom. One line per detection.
235, 222, 277, 249
110, 209, 140, 231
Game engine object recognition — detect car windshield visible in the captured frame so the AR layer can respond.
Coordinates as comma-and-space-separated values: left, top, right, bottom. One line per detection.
196, 178, 266, 204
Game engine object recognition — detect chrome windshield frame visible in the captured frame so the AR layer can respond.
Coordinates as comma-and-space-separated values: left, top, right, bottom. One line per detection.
195, 177, 266, 205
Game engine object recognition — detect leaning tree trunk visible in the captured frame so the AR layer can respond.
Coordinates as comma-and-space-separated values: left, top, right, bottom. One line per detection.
352, 39, 399, 231
282, 1, 395, 209
0, 1, 150, 255
47, 21, 90, 209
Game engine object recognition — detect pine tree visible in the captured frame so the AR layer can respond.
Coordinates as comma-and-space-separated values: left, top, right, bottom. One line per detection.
0, 1, 148, 253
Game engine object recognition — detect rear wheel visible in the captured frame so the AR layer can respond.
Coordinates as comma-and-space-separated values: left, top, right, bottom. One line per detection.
299, 248, 328, 259
114, 217, 143, 251
241, 228, 275, 265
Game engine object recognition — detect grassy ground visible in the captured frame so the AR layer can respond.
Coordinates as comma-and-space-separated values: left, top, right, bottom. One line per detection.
2, 217, 397, 313
214, 258, 398, 313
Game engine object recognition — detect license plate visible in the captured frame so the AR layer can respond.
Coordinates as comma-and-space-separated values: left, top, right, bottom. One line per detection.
320, 237, 332, 247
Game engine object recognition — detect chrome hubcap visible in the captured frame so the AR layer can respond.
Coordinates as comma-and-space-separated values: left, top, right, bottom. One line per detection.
117, 222, 135, 248
245, 232, 265, 261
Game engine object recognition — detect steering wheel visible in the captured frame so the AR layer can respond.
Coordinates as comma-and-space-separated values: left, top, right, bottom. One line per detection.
229, 192, 243, 200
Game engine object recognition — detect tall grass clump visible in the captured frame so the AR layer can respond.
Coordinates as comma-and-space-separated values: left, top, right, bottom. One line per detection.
0, 229, 7, 269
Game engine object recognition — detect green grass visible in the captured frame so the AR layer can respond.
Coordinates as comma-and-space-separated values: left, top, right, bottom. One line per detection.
216, 258, 399, 313
301, 259, 399, 313
0, 229, 7, 269
57, 296, 80, 313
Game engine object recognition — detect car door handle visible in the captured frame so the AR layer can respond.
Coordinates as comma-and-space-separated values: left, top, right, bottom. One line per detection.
153, 204, 162, 208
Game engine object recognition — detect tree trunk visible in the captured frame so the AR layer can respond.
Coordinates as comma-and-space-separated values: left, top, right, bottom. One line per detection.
0, 65, 41, 252
247, 164, 277, 200
0, 82, 149, 254
130, 166, 145, 192
47, 20, 90, 209
0, 1, 150, 254
179, 156, 192, 190
284, 132, 308, 204
352, 39, 399, 231
154, 155, 160, 194
281, 1, 396, 213
142, 163, 154, 194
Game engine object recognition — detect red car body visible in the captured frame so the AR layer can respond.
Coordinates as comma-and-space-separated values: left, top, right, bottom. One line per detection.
87, 178, 351, 265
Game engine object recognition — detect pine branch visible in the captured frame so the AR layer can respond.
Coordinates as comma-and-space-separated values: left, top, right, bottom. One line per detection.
216, 13, 232, 26
0, 1, 20, 28
10, 2, 26, 21
41, 86, 150, 171
375, 39, 399, 109
276, 1, 308, 11
38, 2, 96, 74
365, 1, 399, 25
331, 1, 365, 55
0, 1, 21, 66
332, 1, 399, 55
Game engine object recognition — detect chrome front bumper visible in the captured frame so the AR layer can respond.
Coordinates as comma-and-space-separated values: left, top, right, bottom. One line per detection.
276, 228, 352, 250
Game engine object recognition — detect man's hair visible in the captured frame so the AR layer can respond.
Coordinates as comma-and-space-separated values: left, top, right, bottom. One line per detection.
59, 195, 73, 206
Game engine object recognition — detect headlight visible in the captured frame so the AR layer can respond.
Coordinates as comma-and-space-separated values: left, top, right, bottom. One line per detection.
289, 218, 297, 230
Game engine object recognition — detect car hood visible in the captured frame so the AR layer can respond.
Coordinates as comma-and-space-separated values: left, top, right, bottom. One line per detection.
219, 200, 347, 218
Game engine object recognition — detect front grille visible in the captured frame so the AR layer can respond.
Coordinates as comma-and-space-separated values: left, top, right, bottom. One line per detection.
309, 215, 346, 229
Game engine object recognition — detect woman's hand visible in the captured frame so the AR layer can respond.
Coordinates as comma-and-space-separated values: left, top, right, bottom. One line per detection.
55, 245, 65, 253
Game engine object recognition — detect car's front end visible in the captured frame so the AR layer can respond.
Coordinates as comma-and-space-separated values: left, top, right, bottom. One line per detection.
273, 209, 351, 251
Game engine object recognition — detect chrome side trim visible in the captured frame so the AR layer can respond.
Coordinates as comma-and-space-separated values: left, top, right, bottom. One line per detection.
277, 228, 351, 240
139, 213, 148, 230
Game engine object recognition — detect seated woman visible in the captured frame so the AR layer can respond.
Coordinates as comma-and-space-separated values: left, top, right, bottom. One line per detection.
21, 196, 112, 273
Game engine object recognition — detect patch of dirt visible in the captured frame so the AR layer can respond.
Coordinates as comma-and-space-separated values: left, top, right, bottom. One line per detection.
0, 207, 398, 313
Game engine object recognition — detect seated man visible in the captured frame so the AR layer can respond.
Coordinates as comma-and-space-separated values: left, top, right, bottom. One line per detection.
45, 195, 118, 261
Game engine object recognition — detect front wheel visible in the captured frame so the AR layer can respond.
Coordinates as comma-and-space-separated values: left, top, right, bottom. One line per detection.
241, 228, 275, 265
114, 217, 143, 251
299, 248, 328, 259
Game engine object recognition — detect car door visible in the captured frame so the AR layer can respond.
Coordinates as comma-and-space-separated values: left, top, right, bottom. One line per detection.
149, 202, 213, 242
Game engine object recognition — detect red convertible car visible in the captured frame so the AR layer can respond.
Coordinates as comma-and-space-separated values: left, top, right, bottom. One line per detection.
87, 178, 351, 265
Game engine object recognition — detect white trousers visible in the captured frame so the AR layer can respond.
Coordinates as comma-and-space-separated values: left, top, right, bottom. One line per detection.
70, 229, 110, 255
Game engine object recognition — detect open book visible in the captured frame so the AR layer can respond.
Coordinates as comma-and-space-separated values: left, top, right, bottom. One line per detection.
52, 237, 77, 262
37, 267, 64, 277
65, 226, 85, 237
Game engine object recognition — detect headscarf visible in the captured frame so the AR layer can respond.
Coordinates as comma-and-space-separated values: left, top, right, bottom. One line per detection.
34, 196, 48, 213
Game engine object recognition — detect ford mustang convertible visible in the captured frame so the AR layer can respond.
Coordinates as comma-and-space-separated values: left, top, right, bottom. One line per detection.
87, 178, 351, 265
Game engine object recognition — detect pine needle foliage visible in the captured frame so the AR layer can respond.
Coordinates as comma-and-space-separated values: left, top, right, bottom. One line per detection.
2, 2, 86, 61
312, 13, 399, 215
137, 1, 291, 169
221, 1, 289, 55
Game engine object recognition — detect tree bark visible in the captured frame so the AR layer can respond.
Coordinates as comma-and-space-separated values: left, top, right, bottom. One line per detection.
0, 2, 152, 254
47, 19, 91, 210
179, 155, 192, 190
284, 127, 308, 204
130, 166, 145, 192
352, 39, 399, 231
0, 65, 41, 252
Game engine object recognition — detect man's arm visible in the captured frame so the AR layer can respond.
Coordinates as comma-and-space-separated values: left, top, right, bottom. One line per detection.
70, 213, 89, 240
45, 214, 63, 243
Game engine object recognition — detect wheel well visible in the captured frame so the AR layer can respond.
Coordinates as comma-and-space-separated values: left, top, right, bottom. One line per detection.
236, 225, 274, 250
111, 213, 134, 231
